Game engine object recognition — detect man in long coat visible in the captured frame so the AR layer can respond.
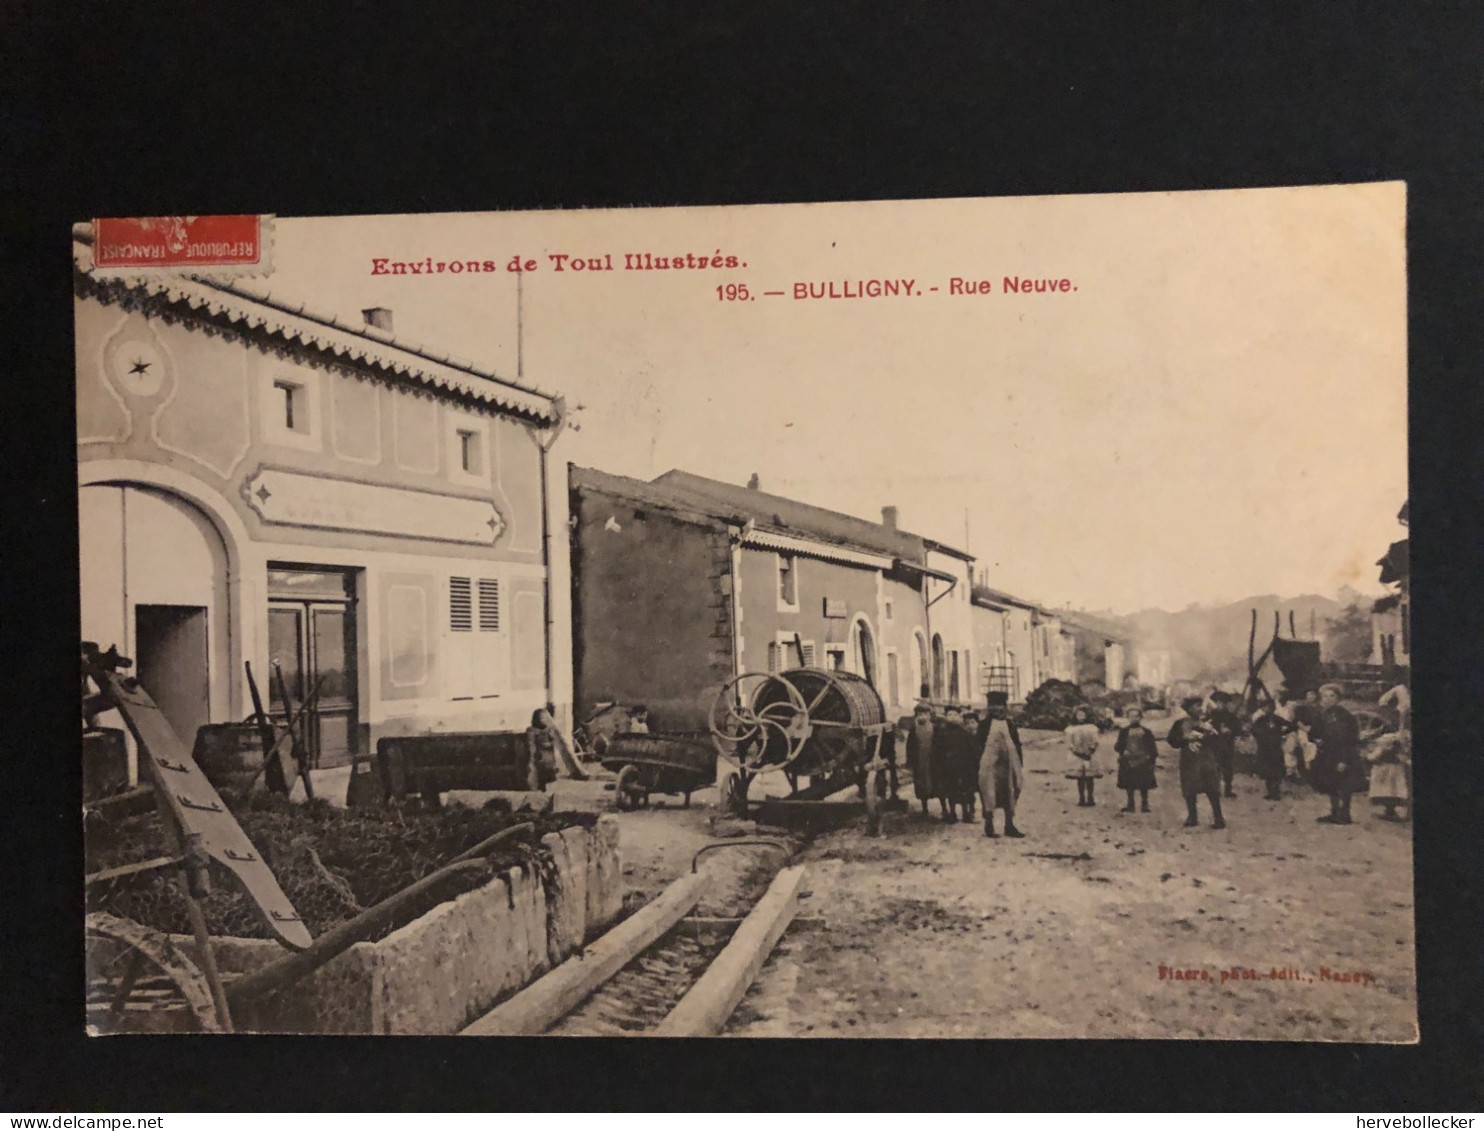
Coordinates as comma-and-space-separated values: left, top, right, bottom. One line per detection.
1309, 683, 1365, 824
975, 691, 1025, 838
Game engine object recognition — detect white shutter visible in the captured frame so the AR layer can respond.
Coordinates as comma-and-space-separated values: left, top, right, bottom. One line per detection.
475, 578, 505, 698
447, 577, 474, 700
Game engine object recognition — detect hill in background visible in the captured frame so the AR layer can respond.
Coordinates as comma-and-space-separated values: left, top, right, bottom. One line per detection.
1101, 586, 1376, 686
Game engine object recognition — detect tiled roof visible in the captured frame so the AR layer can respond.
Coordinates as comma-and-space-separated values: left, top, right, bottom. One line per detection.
72, 235, 561, 424
972, 584, 1042, 612
569, 465, 751, 528
650, 470, 928, 562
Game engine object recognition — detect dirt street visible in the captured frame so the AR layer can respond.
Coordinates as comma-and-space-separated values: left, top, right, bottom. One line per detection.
726, 723, 1417, 1041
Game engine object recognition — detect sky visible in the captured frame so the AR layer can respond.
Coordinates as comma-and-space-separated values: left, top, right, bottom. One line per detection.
266, 184, 1407, 615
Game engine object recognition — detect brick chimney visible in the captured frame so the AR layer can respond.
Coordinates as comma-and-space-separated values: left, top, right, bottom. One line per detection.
362, 307, 394, 332
881, 505, 898, 529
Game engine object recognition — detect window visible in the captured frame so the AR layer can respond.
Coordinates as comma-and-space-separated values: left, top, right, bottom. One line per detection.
457, 429, 483, 475
274, 381, 306, 432
884, 599, 894, 622
777, 554, 797, 609
773, 634, 815, 670
444, 413, 491, 486
826, 645, 847, 672
448, 575, 504, 700
263, 368, 321, 451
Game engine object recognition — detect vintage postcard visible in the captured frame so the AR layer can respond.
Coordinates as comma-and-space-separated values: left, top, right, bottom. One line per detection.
76, 185, 1412, 1040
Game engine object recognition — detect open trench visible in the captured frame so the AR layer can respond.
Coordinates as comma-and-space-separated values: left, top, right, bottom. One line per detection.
545, 839, 792, 1036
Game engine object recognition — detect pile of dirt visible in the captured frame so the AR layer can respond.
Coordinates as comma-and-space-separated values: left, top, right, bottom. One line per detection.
1020, 679, 1091, 731
85, 795, 597, 942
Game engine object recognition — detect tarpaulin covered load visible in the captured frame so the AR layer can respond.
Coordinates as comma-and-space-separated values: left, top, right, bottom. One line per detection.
1271, 637, 1322, 692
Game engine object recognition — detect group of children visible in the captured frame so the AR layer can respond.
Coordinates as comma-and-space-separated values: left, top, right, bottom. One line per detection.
1064, 685, 1412, 830
903, 692, 1027, 838
903, 682, 1412, 835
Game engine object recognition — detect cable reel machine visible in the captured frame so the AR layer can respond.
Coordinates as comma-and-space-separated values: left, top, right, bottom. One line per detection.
708, 658, 895, 835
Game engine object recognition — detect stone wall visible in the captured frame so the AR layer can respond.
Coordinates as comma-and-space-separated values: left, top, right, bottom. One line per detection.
207, 814, 623, 1035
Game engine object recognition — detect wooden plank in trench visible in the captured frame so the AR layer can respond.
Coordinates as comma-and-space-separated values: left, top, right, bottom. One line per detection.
459, 868, 713, 1037
653, 863, 809, 1037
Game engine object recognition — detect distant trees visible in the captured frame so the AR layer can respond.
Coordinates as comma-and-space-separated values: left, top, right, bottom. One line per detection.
1323, 602, 1374, 664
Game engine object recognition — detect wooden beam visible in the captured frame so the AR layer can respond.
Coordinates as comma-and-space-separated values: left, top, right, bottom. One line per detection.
654, 864, 808, 1037
459, 868, 713, 1036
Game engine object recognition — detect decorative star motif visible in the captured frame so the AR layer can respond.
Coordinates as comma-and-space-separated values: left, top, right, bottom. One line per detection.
128, 357, 152, 376
255, 484, 272, 503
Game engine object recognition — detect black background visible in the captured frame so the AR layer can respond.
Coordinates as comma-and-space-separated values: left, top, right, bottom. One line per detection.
2, 0, 1480, 1112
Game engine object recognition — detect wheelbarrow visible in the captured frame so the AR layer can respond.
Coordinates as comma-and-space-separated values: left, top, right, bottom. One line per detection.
601, 732, 717, 811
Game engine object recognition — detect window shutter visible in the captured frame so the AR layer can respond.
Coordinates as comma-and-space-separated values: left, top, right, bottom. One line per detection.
767, 642, 780, 673
802, 642, 817, 668
477, 578, 500, 632
448, 577, 474, 700
450, 577, 473, 632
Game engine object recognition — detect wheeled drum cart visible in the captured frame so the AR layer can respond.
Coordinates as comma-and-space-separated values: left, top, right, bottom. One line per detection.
709, 667, 896, 835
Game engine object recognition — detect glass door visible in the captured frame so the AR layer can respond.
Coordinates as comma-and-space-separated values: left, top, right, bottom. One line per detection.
267, 566, 359, 769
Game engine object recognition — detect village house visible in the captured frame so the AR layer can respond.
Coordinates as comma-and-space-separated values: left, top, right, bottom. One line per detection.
970, 578, 1133, 705
920, 539, 978, 705
74, 229, 572, 784
970, 581, 1040, 705
1060, 611, 1132, 691
1371, 499, 1410, 671
568, 468, 972, 729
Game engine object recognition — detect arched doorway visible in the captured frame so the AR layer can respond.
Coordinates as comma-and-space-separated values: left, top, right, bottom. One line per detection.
850, 616, 877, 688
79, 483, 231, 775
931, 633, 946, 699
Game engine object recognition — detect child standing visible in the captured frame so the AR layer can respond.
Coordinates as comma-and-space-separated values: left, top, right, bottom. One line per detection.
1168, 697, 1225, 829
1249, 699, 1297, 800
1367, 726, 1411, 821
1064, 705, 1103, 807
1114, 706, 1158, 812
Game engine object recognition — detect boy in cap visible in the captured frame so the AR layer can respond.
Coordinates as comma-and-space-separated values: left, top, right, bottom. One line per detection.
1167, 696, 1226, 829
1309, 683, 1364, 824
1205, 691, 1242, 798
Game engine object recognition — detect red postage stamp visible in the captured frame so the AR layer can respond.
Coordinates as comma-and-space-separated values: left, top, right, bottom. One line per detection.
88, 214, 273, 277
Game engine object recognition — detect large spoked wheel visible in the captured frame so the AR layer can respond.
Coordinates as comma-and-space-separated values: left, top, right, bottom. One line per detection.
717, 770, 749, 817
709, 673, 812, 772
86, 912, 225, 1034
615, 764, 646, 811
